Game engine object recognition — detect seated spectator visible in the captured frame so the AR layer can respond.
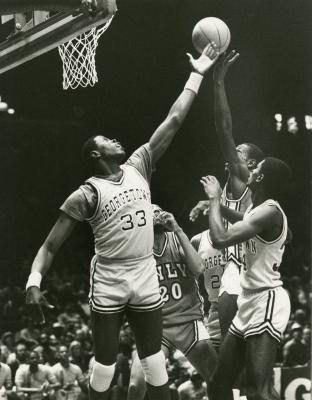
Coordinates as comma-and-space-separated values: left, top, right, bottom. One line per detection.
68, 343, 87, 374
15, 319, 39, 349
283, 323, 309, 367
302, 327, 311, 358
57, 305, 82, 328
51, 346, 86, 400
6, 343, 28, 381
1, 333, 15, 362
0, 348, 12, 400
178, 370, 207, 400
33, 335, 57, 366
15, 351, 60, 400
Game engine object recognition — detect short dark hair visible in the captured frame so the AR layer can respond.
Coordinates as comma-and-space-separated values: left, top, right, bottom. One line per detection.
262, 157, 293, 200
81, 136, 98, 163
244, 143, 264, 163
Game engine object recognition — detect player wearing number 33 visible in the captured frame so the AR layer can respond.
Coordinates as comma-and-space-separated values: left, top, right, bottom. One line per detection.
25, 42, 220, 400
127, 205, 217, 400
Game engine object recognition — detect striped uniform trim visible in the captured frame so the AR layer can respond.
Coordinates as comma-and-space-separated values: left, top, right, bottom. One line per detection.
85, 181, 101, 223
89, 300, 126, 314
184, 321, 199, 356
265, 290, 275, 322
229, 322, 244, 339
161, 336, 175, 351
245, 321, 281, 342
127, 297, 164, 312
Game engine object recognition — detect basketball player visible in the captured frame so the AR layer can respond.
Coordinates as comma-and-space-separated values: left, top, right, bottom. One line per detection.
127, 205, 218, 400
191, 229, 225, 349
25, 43, 219, 400
200, 157, 292, 400
190, 51, 264, 339
0, 0, 113, 15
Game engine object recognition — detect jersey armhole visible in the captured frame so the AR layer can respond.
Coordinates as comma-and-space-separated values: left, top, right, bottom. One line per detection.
84, 182, 100, 221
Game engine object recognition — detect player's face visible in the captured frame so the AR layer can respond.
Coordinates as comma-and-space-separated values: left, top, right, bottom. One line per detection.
153, 205, 165, 233
247, 159, 265, 189
94, 135, 126, 162
224, 144, 249, 173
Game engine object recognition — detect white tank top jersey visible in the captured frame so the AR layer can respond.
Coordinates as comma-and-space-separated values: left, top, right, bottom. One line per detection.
197, 230, 226, 302
241, 200, 287, 290
221, 182, 252, 267
85, 165, 153, 262
60, 144, 154, 263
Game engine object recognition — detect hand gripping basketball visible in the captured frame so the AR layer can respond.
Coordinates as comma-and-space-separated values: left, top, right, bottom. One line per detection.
187, 42, 219, 75
26, 287, 54, 325
213, 50, 240, 82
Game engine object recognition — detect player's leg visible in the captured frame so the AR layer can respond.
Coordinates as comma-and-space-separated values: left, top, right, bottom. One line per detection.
207, 332, 245, 400
127, 346, 170, 400
244, 333, 279, 400
218, 292, 238, 338
126, 307, 170, 400
89, 310, 124, 400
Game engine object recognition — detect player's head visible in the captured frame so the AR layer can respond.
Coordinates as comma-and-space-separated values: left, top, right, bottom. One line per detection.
247, 157, 292, 200
225, 143, 264, 173
82, 135, 126, 168
152, 204, 165, 234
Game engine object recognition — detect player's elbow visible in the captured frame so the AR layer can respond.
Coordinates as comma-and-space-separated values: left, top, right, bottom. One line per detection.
168, 112, 183, 130
211, 237, 226, 250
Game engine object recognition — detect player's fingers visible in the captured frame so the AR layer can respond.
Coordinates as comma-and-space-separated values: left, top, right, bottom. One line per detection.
26, 304, 46, 325
186, 53, 194, 64
229, 52, 240, 64
41, 296, 54, 310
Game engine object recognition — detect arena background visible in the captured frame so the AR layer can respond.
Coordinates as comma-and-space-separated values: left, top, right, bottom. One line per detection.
0, 0, 310, 320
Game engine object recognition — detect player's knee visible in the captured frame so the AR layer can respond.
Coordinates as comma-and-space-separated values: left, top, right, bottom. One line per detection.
140, 350, 168, 387
90, 361, 116, 392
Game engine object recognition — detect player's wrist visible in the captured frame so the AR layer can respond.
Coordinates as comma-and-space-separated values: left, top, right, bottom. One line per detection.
26, 271, 42, 291
173, 226, 183, 234
184, 72, 203, 95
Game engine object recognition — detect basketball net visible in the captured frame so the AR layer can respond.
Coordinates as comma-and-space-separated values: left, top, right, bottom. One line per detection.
58, 14, 114, 90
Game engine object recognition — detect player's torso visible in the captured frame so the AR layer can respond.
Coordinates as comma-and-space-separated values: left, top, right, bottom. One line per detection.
241, 200, 287, 290
154, 232, 203, 326
221, 183, 252, 267
197, 230, 226, 302
86, 165, 153, 261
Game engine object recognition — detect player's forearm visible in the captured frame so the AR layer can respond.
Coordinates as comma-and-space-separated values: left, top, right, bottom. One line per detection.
220, 204, 244, 224
16, 387, 42, 394
209, 198, 229, 249
175, 228, 204, 276
213, 80, 238, 165
149, 74, 199, 162
30, 245, 55, 277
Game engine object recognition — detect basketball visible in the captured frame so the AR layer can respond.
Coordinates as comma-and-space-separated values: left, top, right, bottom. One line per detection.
192, 17, 231, 54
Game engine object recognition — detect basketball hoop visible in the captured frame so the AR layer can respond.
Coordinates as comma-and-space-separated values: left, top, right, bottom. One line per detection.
58, 13, 114, 90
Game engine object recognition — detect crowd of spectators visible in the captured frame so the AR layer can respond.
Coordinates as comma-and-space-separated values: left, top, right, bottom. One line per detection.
0, 239, 310, 400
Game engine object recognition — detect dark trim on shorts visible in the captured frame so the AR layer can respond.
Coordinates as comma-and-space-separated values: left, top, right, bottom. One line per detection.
184, 320, 199, 356
265, 290, 275, 322
161, 337, 174, 352
229, 322, 244, 339
89, 300, 126, 314
127, 297, 164, 312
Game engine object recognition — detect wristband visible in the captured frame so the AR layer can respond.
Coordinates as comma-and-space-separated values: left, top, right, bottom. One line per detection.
26, 272, 42, 290
184, 72, 203, 95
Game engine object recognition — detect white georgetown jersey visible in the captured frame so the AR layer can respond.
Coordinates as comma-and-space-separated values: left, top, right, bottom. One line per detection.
85, 165, 153, 262
241, 200, 287, 290
221, 182, 252, 267
197, 230, 226, 302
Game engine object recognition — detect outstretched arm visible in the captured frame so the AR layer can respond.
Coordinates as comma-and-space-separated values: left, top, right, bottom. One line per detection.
189, 199, 243, 224
149, 43, 219, 163
26, 211, 77, 323
213, 51, 250, 196
200, 175, 278, 249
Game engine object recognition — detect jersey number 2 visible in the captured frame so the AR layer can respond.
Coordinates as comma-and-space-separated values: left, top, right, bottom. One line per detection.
121, 210, 146, 231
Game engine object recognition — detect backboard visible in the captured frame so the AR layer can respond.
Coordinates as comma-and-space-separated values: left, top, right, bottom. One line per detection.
0, 1, 117, 86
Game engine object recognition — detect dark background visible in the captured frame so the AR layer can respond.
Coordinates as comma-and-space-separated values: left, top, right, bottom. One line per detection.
0, 0, 310, 283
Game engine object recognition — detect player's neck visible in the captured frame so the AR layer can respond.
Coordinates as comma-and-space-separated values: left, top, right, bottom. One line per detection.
94, 160, 122, 179
252, 188, 269, 208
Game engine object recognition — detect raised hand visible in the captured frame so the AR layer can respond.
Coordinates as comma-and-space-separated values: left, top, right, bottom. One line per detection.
157, 212, 181, 232
200, 175, 222, 200
189, 200, 210, 222
213, 50, 240, 82
26, 287, 54, 325
187, 42, 220, 76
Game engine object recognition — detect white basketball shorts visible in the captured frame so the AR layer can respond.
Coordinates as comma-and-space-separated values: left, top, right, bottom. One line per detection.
89, 255, 163, 313
219, 260, 242, 296
229, 286, 291, 342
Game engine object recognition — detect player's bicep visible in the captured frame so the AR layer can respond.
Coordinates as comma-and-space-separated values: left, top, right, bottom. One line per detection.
44, 212, 77, 254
